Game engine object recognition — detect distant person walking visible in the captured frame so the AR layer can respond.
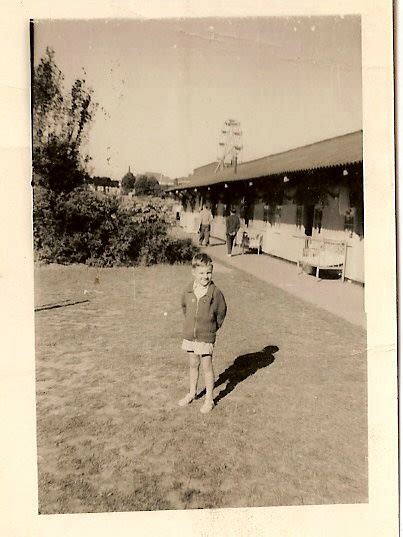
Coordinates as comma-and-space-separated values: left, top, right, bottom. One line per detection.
199, 204, 213, 246
226, 207, 240, 256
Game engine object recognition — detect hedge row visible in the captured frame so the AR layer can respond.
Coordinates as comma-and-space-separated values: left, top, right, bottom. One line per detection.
33, 187, 198, 266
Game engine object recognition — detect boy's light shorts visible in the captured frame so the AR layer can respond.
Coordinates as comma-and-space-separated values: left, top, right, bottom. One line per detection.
181, 339, 214, 356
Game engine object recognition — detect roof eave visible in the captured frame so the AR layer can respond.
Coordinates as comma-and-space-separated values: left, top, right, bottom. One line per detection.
168, 159, 363, 191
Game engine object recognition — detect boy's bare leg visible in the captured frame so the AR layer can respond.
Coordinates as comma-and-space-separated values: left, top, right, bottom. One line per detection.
200, 355, 215, 413
189, 353, 200, 397
178, 353, 200, 406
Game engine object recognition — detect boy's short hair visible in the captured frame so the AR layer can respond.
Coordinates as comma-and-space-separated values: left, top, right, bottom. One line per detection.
192, 252, 213, 268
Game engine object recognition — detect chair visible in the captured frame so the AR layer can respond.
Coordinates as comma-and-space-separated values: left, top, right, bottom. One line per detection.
248, 233, 263, 254
297, 237, 347, 281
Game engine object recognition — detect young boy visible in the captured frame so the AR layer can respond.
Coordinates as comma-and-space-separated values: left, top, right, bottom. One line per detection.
179, 253, 227, 413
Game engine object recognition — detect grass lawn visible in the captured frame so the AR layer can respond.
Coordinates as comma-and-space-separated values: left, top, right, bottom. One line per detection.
34, 261, 367, 513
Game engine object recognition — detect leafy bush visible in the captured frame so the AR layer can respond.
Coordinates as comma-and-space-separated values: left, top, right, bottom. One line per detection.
163, 238, 199, 264
33, 187, 198, 266
135, 175, 163, 197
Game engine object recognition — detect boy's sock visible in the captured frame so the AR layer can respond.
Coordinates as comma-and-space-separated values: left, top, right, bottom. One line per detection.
200, 398, 214, 414
178, 393, 195, 407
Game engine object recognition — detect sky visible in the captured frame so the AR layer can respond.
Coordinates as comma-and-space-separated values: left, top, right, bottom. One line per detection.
33, 16, 362, 181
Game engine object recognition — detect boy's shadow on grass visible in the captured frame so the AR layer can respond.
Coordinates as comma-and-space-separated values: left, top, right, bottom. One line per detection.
197, 345, 279, 405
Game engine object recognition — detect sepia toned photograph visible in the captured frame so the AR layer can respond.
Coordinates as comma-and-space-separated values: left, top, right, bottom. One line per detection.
31, 16, 368, 515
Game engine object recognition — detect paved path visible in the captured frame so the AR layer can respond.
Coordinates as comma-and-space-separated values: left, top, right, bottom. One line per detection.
177, 229, 366, 329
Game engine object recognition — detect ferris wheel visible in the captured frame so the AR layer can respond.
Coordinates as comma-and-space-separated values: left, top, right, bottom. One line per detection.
216, 119, 243, 171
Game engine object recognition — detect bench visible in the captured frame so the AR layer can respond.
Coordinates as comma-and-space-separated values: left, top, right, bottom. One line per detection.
297, 237, 347, 282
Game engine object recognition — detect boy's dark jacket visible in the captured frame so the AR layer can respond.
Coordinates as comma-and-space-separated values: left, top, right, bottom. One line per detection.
181, 281, 227, 343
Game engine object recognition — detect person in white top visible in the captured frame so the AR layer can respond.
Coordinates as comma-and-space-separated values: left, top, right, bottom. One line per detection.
198, 204, 213, 246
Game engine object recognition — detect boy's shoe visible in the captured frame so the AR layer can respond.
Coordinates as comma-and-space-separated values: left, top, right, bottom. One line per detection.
178, 393, 195, 407
200, 399, 215, 414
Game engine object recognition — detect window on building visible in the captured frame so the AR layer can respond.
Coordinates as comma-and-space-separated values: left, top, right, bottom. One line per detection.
354, 204, 364, 237
274, 206, 282, 228
296, 205, 303, 229
263, 204, 275, 225
313, 207, 323, 233
210, 200, 217, 217
252, 200, 264, 222
264, 204, 281, 227
243, 200, 254, 227
263, 204, 270, 223
344, 209, 355, 237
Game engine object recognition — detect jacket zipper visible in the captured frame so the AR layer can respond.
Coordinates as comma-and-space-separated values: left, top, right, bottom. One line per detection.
194, 296, 199, 339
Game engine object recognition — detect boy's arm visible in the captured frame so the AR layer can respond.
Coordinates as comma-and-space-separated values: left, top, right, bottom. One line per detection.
216, 291, 227, 329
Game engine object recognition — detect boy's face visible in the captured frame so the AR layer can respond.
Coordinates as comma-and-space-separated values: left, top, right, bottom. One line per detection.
192, 264, 213, 287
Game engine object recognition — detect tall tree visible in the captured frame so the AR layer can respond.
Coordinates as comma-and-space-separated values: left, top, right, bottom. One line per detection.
135, 175, 162, 196
121, 169, 136, 194
90, 176, 116, 192
32, 47, 98, 193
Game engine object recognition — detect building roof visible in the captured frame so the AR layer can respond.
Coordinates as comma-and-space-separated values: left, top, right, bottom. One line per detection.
171, 130, 363, 190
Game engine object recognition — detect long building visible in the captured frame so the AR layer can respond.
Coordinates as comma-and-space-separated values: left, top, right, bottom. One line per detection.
170, 130, 364, 284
